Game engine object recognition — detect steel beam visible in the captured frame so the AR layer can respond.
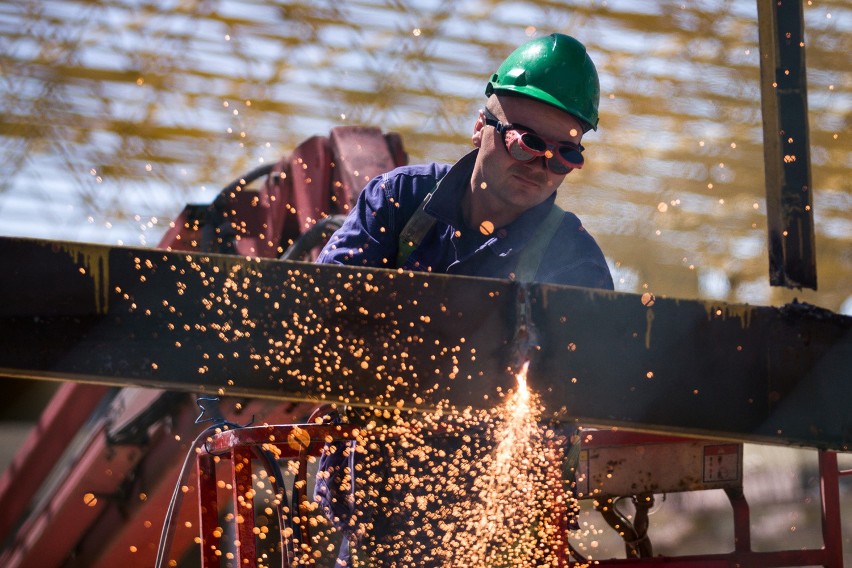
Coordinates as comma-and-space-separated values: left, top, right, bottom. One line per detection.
757, 0, 816, 289
0, 236, 849, 449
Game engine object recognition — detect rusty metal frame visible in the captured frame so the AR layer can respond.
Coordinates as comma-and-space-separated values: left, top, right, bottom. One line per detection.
0, 236, 849, 451
570, 431, 847, 567
194, 424, 357, 568
192, 425, 849, 568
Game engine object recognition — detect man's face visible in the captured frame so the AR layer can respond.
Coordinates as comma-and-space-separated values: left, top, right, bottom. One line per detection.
472, 94, 584, 220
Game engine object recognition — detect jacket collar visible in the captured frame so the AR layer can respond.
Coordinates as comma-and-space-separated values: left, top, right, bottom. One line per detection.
424, 149, 478, 227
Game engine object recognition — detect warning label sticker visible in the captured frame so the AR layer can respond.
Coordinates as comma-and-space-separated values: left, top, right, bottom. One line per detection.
703, 444, 740, 482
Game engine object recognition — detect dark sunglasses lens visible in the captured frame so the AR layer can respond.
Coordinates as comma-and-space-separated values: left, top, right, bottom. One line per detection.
559, 145, 584, 168
507, 138, 538, 162
520, 132, 547, 152
546, 159, 571, 175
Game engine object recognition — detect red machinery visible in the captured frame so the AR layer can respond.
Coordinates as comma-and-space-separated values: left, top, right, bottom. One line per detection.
570, 430, 848, 567
169, 423, 848, 567
0, 125, 408, 568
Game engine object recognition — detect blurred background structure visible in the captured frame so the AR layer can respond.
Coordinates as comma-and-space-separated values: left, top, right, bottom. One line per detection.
0, 0, 849, 563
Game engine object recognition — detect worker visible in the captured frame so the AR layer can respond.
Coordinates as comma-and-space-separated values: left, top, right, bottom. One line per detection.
314, 33, 613, 566
317, 33, 613, 290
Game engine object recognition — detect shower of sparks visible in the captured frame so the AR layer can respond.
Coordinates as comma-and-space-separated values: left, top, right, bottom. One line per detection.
435, 361, 575, 567
295, 362, 578, 567
217, 362, 582, 567
121, 252, 585, 566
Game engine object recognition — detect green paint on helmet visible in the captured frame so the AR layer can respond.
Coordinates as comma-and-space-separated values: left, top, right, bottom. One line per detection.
486, 33, 601, 132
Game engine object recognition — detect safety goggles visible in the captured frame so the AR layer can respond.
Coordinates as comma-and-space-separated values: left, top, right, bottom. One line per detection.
483, 108, 584, 175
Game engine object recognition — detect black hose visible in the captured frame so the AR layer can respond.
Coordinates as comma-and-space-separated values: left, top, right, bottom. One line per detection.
280, 215, 348, 261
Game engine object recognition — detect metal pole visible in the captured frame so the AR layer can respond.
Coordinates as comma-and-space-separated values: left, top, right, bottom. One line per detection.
756, 0, 817, 289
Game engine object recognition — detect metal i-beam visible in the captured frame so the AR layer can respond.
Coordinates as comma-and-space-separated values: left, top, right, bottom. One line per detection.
757, 0, 817, 289
0, 236, 849, 449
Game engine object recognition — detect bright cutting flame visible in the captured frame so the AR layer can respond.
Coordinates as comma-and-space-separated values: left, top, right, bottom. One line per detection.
493, 360, 532, 470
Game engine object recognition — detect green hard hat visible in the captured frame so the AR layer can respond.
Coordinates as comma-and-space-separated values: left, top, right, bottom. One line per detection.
486, 33, 600, 132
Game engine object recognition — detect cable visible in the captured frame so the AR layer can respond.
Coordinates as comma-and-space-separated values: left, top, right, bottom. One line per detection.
153, 422, 220, 568
280, 215, 348, 261
154, 397, 252, 568
595, 493, 654, 559
256, 446, 295, 566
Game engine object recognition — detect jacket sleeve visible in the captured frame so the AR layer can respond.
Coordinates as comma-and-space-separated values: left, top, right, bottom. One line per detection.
535, 213, 615, 290
317, 173, 400, 268
547, 261, 615, 290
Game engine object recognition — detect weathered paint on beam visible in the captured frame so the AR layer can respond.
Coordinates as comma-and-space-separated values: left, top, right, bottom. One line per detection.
0, 236, 849, 449
757, 0, 817, 289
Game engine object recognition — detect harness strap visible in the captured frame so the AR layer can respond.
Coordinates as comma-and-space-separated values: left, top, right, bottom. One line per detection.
396, 191, 436, 267
514, 204, 565, 282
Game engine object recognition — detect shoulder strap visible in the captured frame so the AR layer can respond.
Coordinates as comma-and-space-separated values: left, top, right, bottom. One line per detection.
397, 195, 564, 281
396, 191, 436, 267
514, 204, 565, 283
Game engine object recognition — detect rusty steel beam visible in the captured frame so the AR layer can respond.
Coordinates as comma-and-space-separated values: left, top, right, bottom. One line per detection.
0, 236, 849, 450
757, 0, 817, 289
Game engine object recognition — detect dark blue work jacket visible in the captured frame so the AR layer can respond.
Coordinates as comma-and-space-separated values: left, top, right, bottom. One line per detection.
318, 149, 614, 290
